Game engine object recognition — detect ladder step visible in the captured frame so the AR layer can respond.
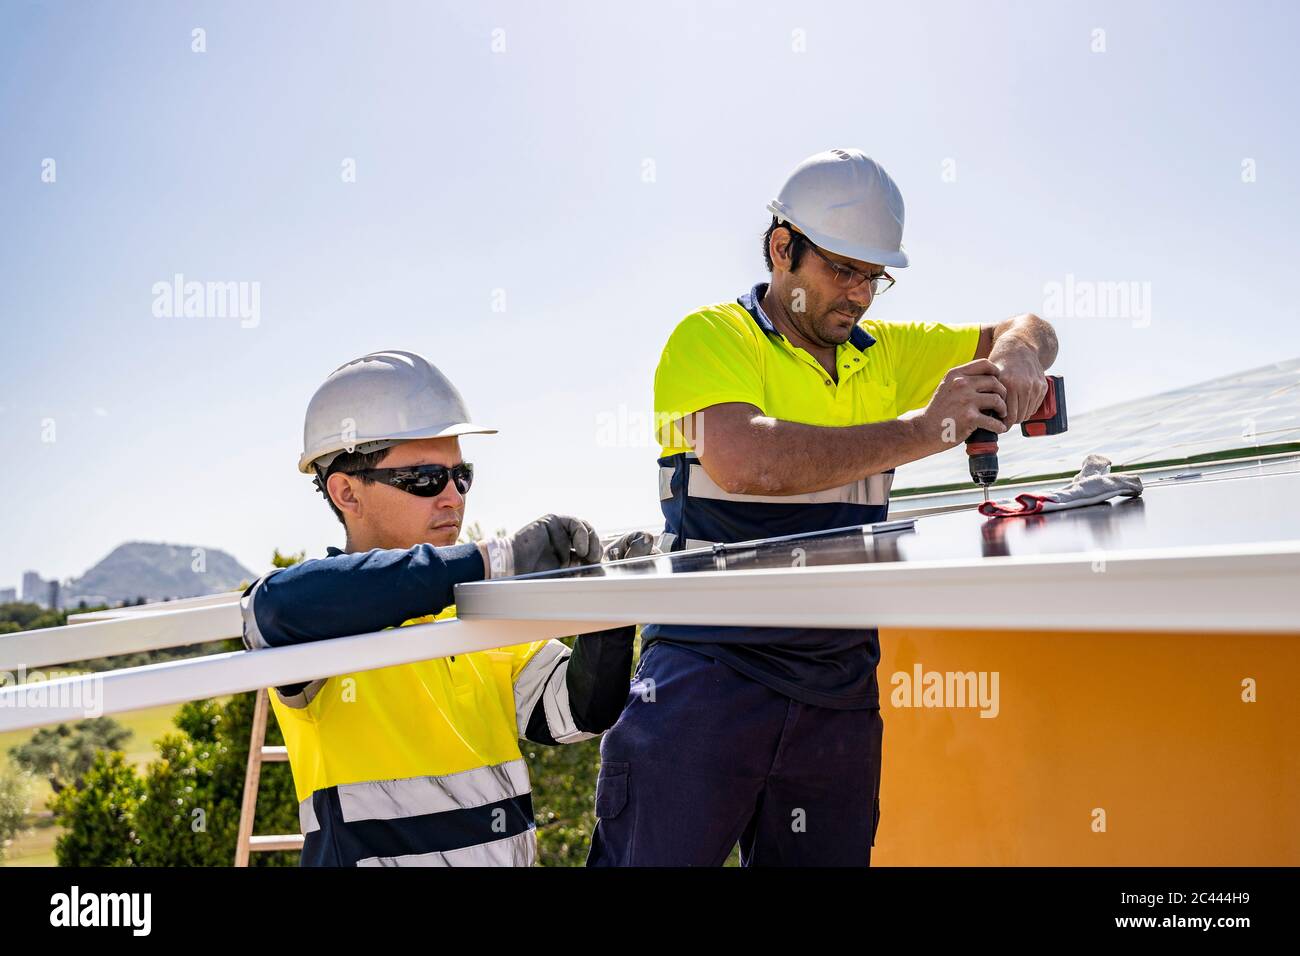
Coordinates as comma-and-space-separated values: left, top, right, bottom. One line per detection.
236, 690, 303, 867
248, 834, 305, 852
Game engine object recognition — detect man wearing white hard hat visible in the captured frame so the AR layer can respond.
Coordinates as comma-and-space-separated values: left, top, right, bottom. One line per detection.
588, 149, 1058, 866
240, 349, 645, 866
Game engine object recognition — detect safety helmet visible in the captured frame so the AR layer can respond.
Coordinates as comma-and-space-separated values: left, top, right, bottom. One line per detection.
766, 148, 909, 268
299, 349, 496, 474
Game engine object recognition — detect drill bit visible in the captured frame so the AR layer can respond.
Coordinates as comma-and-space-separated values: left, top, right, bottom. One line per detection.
982, 483, 990, 504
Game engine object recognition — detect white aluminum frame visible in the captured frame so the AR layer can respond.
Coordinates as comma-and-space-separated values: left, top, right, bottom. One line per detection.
456, 540, 1300, 634
0, 613, 620, 733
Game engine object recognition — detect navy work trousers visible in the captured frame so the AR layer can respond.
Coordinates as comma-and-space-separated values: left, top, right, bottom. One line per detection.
586, 642, 884, 867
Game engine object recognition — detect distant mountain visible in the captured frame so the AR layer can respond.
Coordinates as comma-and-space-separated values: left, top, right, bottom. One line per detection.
66, 542, 255, 605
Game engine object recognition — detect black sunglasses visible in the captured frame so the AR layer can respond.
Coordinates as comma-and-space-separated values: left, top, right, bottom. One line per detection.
343, 462, 474, 497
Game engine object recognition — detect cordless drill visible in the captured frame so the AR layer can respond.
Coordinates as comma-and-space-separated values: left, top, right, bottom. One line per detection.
966, 375, 1068, 501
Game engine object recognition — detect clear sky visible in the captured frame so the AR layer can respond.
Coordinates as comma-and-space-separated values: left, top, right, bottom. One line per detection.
2, 0, 1298, 587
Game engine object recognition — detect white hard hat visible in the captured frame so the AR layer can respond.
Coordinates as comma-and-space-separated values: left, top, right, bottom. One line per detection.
299, 349, 496, 474
766, 148, 909, 268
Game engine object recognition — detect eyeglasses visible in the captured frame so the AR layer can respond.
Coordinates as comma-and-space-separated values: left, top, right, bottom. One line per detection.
343, 463, 474, 497
792, 231, 895, 294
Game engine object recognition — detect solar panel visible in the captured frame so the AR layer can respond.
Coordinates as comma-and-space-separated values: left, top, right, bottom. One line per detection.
894, 357, 1300, 490
502, 459, 1300, 581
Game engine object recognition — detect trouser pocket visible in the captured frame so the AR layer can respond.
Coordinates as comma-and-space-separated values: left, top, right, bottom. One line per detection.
595, 760, 629, 819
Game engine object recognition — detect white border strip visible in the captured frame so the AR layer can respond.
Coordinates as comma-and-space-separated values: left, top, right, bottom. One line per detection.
66, 590, 247, 623
0, 616, 620, 733
0, 603, 241, 671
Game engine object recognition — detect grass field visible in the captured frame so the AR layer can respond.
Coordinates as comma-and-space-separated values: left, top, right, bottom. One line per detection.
0, 703, 184, 867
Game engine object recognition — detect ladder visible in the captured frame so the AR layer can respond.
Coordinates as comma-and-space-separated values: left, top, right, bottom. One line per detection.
234, 688, 304, 865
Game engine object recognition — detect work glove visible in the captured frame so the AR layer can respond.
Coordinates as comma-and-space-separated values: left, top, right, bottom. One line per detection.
484, 514, 602, 577
602, 530, 661, 562
978, 454, 1143, 517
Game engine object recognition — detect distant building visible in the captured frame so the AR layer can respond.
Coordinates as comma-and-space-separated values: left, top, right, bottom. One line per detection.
48, 580, 61, 610
0, 587, 15, 603
21, 571, 49, 607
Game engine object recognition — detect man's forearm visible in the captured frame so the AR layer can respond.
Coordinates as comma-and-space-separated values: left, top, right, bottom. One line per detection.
702, 412, 947, 497
984, 313, 1059, 423
988, 313, 1058, 368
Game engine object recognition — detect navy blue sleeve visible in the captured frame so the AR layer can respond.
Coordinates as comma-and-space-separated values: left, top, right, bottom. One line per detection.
240, 543, 485, 649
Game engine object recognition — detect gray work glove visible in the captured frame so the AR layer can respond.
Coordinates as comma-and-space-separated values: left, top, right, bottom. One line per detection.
484, 514, 602, 577
978, 454, 1143, 518
602, 530, 661, 562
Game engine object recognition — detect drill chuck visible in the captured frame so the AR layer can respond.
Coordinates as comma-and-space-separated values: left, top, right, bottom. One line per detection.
967, 427, 1000, 486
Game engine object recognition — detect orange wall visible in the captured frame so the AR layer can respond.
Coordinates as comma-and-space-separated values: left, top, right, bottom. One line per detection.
874, 627, 1300, 865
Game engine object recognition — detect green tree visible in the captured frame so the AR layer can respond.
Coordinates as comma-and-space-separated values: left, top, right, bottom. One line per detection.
50, 751, 144, 866
9, 717, 133, 792
133, 693, 299, 866
0, 601, 65, 634
271, 548, 305, 568
458, 521, 507, 545
0, 765, 34, 861
51, 694, 299, 866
